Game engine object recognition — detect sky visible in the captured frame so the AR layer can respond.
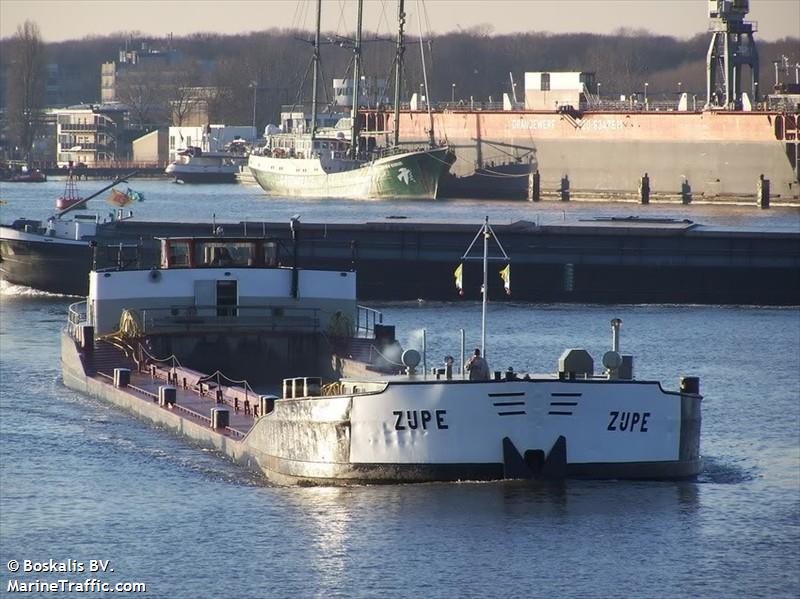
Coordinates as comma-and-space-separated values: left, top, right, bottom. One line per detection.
1, 0, 799, 43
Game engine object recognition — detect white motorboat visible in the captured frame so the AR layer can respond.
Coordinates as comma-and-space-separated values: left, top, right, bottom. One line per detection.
165, 146, 247, 183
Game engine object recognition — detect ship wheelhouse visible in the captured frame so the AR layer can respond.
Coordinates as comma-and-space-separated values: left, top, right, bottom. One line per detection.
159, 237, 281, 269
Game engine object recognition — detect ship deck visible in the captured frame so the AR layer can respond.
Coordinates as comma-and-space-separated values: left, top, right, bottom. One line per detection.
87, 341, 258, 439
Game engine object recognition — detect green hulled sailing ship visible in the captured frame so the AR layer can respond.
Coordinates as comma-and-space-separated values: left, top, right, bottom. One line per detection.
248, 0, 453, 200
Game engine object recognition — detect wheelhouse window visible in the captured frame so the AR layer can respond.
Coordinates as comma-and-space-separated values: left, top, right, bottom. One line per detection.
196, 241, 256, 267
164, 241, 190, 267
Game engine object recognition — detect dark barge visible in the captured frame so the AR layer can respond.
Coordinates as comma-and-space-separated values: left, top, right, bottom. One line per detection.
3, 217, 799, 304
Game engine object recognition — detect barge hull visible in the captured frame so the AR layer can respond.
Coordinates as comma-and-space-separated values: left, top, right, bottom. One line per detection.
7, 219, 800, 304
61, 332, 702, 485
1, 237, 91, 296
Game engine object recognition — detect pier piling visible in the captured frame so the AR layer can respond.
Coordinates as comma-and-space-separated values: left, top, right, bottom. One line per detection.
639, 173, 650, 204
681, 179, 692, 204
560, 175, 570, 202
757, 174, 770, 209
528, 170, 541, 202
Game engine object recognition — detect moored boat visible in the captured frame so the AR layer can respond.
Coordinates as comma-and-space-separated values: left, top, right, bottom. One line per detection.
0, 162, 47, 182
0, 173, 138, 295
248, 0, 453, 200
165, 146, 246, 183
248, 144, 453, 200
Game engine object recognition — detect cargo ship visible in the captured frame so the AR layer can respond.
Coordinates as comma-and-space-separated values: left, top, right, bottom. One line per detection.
366, 0, 799, 201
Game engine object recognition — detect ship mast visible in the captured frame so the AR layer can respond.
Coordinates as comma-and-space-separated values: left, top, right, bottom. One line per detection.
460, 216, 510, 359
416, 0, 435, 147
349, 0, 363, 159
392, 0, 405, 147
310, 0, 322, 141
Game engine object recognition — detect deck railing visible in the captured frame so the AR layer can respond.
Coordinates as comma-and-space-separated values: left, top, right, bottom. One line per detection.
137, 304, 321, 335
357, 305, 383, 336
67, 300, 88, 340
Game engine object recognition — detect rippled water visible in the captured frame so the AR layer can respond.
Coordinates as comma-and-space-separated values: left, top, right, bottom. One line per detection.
1, 278, 798, 598
1, 178, 798, 232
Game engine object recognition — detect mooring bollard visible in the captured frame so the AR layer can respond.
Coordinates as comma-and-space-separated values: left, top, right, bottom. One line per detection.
757, 174, 770, 209
80, 325, 94, 352
560, 175, 570, 202
639, 172, 650, 205
259, 394, 277, 416
210, 406, 230, 429
158, 385, 176, 407
113, 368, 131, 388
528, 169, 541, 202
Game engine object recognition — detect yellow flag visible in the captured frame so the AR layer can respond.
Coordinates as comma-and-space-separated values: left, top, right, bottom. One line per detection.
454, 263, 463, 296
499, 264, 511, 295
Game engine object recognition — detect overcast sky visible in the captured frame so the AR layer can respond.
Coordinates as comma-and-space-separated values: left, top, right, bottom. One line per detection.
2, 0, 798, 42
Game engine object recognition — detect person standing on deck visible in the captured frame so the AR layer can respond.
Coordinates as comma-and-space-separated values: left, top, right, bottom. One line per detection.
465, 349, 490, 381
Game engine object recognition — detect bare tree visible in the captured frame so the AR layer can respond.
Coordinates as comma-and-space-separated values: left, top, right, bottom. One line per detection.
166, 61, 204, 126
5, 20, 46, 162
115, 61, 171, 128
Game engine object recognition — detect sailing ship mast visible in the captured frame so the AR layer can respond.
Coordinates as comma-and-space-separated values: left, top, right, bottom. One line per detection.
349, 0, 364, 159
393, 0, 406, 147
310, 0, 322, 141
416, 0, 436, 148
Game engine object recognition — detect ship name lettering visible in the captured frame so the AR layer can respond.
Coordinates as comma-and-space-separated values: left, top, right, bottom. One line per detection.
393, 409, 448, 430
511, 119, 555, 131
607, 411, 650, 432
